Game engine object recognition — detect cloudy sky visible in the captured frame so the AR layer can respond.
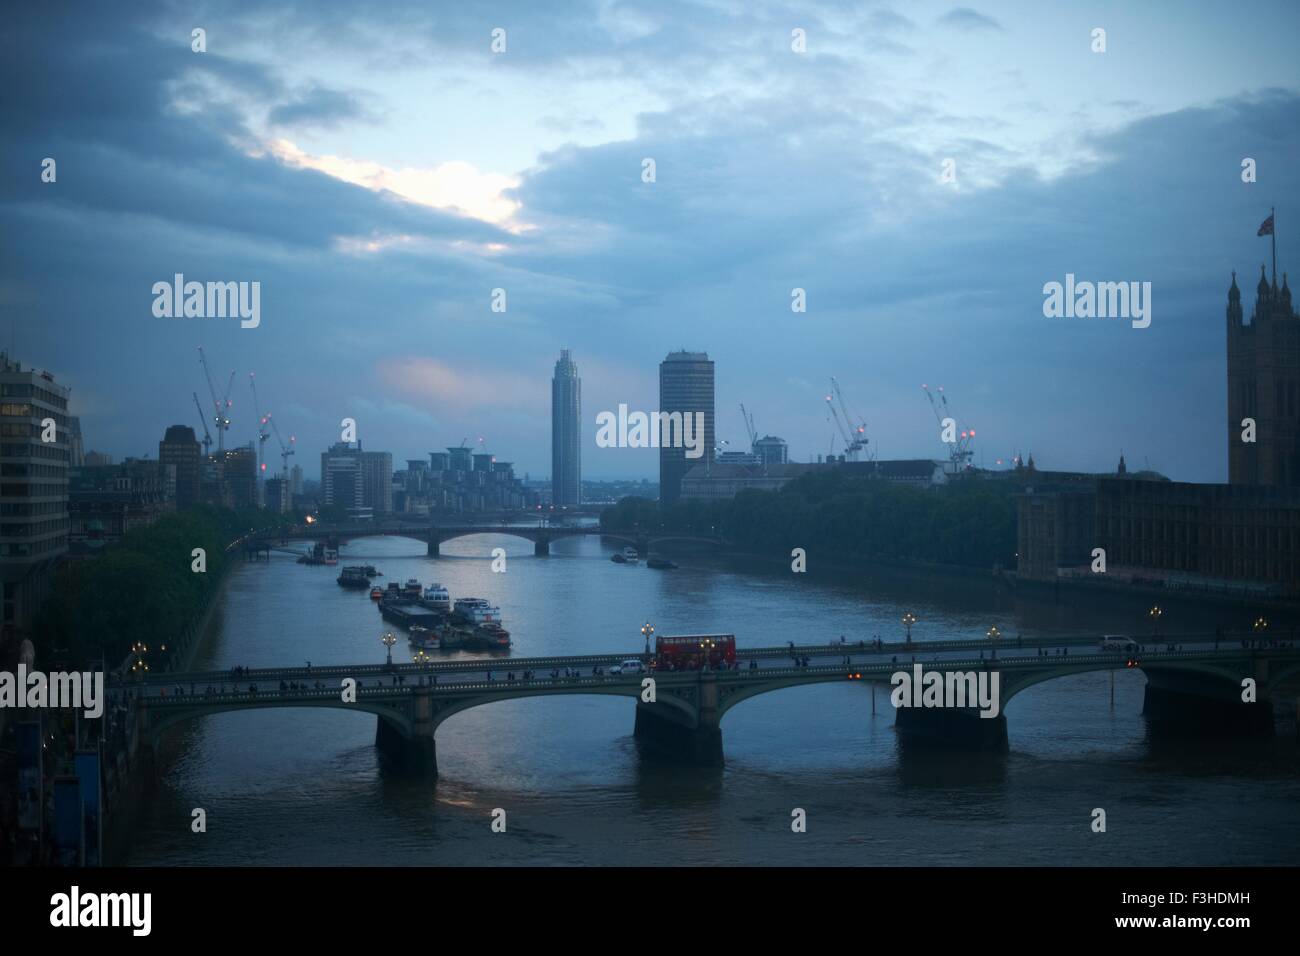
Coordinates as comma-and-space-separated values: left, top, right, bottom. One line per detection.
3, 0, 1298, 482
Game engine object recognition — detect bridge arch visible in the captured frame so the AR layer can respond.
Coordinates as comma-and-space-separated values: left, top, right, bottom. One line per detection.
1262, 657, 1300, 691
144, 696, 414, 740
427, 682, 697, 732
999, 658, 1249, 708
430, 528, 545, 546
715, 671, 856, 721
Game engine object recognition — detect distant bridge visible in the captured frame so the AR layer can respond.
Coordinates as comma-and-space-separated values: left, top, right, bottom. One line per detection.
254, 521, 723, 556
118, 633, 1300, 775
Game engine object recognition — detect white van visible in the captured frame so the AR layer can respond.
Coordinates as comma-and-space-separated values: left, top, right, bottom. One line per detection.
1099, 635, 1139, 652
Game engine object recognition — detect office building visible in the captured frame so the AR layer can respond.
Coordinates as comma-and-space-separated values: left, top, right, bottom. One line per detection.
659, 350, 715, 505
320, 443, 392, 514
551, 349, 582, 506
321, 444, 364, 511
159, 424, 202, 509
754, 435, 789, 466
264, 476, 289, 514
0, 352, 71, 629
223, 444, 258, 509
68, 458, 174, 550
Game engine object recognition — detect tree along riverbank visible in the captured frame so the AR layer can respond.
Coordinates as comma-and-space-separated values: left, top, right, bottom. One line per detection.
19, 505, 298, 865
601, 471, 1018, 572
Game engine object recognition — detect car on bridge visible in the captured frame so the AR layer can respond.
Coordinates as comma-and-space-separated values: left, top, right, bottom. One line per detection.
1099, 635, 1140, 652
609, 659, 647, 675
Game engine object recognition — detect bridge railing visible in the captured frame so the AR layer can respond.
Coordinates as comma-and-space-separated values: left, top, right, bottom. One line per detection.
135, 646, 1300, 708
113, 632, 1287, 688
117, 652, 639, 687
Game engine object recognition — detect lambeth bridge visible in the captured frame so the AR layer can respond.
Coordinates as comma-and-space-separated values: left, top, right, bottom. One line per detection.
251, 519, 722, 556
116, 633, 1300, 775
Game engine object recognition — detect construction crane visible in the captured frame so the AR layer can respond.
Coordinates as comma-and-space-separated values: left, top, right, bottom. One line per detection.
267, 415, 295, 478
739, 403, 758, 452
248, 373, 272, 480
191, 392, 213, 457
824, 377, 869, 461
197, 346, 235, 454
922, 383, 975, 472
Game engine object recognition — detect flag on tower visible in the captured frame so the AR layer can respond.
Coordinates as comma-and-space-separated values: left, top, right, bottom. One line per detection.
1258, 213, 1275, 236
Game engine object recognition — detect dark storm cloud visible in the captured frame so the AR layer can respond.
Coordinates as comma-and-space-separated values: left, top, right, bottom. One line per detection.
0, 2, 506, 251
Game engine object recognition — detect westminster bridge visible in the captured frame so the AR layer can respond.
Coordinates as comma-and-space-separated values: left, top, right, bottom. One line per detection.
113, 632, 1300, 775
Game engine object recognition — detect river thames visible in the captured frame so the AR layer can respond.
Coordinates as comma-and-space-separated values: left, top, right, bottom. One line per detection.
126, 532, 1300, 865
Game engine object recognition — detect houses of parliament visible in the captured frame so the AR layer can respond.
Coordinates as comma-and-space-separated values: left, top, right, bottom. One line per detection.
1227, 265, 1299, 486
1017, 255, 1300, 599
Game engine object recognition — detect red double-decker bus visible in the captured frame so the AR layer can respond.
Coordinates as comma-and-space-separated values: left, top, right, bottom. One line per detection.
653, 634, 736, 671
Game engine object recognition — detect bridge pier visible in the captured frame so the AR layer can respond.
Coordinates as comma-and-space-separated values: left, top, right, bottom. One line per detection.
1142, 669, 1273, 736
633, 675, 723, 765
427, 538, 440, 557
534, 539, 550, 556
374, 716, 437, 776
893, 706, 1008, 751
634, 704, 722, 765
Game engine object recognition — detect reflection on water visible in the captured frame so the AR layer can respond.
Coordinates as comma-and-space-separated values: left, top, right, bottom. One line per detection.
126, 533, 1300, 865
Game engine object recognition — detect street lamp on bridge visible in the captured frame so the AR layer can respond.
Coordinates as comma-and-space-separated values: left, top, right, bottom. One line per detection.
131, 641, 149, 676
1254, 616, 1269, 636
381, 631, 398, 668
987, 625, 1001, 659
902, 612, 917, 643
1148, 605, 1162, 639
641, 621, 655, 656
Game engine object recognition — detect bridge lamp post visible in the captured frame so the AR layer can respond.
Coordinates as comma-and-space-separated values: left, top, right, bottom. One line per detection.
131, 641, 149, 676
987, 626, 1001, 659
641, 622, 655, 657
1253, 617, 1269, 640
1148, 605, 1162, 639
381, 631, 398, 669
902, 613, 917, 643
